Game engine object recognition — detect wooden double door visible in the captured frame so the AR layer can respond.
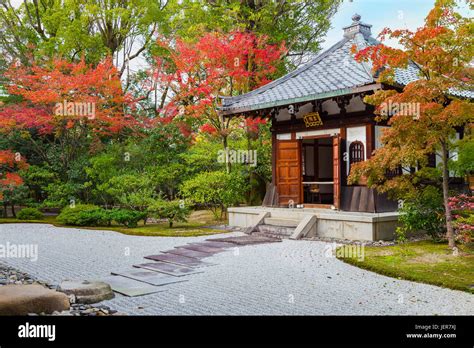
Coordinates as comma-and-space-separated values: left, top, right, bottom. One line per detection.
275, 135, 341, 209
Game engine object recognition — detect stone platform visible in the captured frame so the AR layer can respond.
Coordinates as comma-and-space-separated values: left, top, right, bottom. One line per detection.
228, 206, 399, 241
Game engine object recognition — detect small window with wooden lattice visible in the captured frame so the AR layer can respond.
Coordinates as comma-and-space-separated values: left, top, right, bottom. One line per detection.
349, 141, 365, 172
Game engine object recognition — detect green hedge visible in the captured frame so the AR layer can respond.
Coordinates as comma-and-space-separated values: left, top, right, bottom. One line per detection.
57, 204, 146, 228
17, 207, 44, 220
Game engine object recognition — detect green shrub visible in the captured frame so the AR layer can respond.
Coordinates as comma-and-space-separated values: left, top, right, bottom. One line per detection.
398, 186, 445, 241
180, 170, 248, 219
57, 204, 110, 226
109, 209, 147, 228
17, 207, 44, 220
148, 199, 191, 228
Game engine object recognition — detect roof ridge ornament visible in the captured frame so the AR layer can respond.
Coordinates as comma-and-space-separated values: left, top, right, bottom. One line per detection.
343, 13, 372, 39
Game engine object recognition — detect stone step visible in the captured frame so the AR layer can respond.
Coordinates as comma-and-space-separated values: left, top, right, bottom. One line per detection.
264, 217, 300, 227
255, 224, 295, 237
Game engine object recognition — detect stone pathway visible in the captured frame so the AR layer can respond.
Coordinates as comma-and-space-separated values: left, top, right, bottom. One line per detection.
102, 235, 280, 296
0, 223, 473, 315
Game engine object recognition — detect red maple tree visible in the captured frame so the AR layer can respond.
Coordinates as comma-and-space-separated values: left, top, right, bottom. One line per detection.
349, 0, 473, 249
0, 58, 138, 171
151, 31, 286, 170
1, 58, 136, 136
0, 150, 28, 201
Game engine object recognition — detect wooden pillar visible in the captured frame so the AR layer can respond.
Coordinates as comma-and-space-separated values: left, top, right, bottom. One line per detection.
271, 131, 277, 185
340, 127, 347, 186
366, 123, 375, 159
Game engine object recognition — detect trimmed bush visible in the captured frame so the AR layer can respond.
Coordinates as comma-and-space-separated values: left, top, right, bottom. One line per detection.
57, 204, 110, 226
180, 170, 248, 219
17, 207, 44, 220
148, 199, 191, 228
109, 209, 147, 228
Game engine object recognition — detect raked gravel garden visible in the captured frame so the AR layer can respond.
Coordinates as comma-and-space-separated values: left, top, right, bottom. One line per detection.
0, 223, 473, 316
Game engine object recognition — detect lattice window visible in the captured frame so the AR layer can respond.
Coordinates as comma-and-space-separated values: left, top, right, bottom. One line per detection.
349, 141, 365, 172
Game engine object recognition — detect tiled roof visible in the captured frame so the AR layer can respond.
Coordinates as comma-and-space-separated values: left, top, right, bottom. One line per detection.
393, 62, 474, 99
221, 14, 473, 115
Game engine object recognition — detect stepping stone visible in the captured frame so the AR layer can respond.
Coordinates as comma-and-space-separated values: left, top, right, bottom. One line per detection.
0, 284, 70, 315
191, 241, 234, 249
179, 244, 225, 254
134, 261, 204, 277
100, 276, 165, 297
58, 280, 114, 304
164, 248, 212, 259
111, 269, 188, 286
144, 253, 215, 268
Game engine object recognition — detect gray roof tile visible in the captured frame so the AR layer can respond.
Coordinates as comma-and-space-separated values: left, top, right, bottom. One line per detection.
221, 18, 473, 115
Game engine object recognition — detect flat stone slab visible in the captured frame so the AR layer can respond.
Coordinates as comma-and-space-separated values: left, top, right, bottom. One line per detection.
191, 241, 235, 249
144, 253, 215, 268
209, 235, 282, 245
0, 284, 70, 315
179, 244, 225, 254
111, 269, 188, 286
164, 248, 212, 259
100, 276, 166, 297
134, 261, 204, 277
58, 280, 114, 304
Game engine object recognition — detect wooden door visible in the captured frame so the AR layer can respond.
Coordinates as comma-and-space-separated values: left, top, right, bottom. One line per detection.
276, 139, 301, 206
333, 135, 341, 209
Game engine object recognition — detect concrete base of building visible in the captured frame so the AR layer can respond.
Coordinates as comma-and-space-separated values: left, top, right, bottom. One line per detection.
228, 206, 399, 241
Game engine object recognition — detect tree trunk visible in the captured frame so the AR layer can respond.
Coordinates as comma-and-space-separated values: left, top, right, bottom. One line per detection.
11, 204, 16, 218
222, 135, 231, 173
2, 203, 7, 218
441, 142, 455, 249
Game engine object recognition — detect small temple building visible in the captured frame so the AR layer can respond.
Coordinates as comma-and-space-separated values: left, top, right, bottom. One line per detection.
218, 14, 468, 241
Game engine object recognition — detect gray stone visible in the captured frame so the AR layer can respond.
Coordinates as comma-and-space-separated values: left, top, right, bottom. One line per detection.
58, 280, 114, 304
111, 269, 188, 286
134, 262, 204, 277
0, 284, 70, 315
100, 275, 166, 297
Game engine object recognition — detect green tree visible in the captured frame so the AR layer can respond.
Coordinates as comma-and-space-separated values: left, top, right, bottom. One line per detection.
172, 0, 342, 66
180, 170, 248, 219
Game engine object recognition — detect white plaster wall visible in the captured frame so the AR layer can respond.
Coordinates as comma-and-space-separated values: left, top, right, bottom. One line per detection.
346, 126, 367, 175
275, 95, 366, 121
346, 95, 366, 113
296, 128, 340, 139
435, 132, 460, 177
375, 125, 389, 149
276, 133, 292, 140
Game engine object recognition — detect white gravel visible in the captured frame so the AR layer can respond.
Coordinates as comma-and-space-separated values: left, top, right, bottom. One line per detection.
0, 223, 473, 315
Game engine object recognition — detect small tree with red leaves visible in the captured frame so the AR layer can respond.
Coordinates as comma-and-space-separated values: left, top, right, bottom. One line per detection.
0, 150, 28, 217
349, 0, 473, 250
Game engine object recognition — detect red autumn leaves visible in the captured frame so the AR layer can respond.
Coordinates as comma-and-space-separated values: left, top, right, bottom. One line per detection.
0, 58, 136, 137
153, 31, 286, 135
0, 150, 28, 200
